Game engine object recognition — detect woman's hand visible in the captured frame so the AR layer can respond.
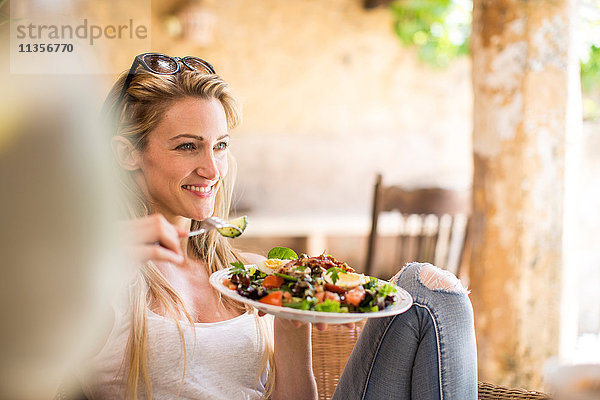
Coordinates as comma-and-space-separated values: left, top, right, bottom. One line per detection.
283, 319, 355, 331
119, 213, 187, 266
258, 311, 355, 330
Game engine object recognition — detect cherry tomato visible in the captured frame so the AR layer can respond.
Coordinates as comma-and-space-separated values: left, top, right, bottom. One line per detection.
315, 291, 325, 303
344, 286, 366, 307
259, 291, 283, 307
325, 291, 341, 303
263, 275, 285, 289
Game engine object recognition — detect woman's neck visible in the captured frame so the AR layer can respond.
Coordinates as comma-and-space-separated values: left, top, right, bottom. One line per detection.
167, 215, 192, 231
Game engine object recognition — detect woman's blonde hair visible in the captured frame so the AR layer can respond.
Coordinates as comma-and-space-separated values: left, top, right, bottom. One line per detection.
104, 68, 274, 399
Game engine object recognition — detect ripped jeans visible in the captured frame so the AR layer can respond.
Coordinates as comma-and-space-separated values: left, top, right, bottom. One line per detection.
332, 263, 477, 400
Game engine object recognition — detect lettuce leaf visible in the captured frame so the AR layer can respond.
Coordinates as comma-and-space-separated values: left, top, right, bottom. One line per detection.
284, 299, 314, 310
267, 246, 298, 260
314, 299, 342, 313
378, 283, 398, 298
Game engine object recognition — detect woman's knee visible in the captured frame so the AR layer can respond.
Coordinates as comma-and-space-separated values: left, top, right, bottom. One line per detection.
391, 263, 475, 346
391, 262, 469, 295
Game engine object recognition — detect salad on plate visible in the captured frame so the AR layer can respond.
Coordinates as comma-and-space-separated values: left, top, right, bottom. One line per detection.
222, 247, 401, 314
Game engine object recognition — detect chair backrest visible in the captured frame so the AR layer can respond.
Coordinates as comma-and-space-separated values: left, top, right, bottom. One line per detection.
365, 174, 471, 278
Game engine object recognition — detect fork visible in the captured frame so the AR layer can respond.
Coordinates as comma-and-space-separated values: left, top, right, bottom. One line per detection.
188, 216, 242, 237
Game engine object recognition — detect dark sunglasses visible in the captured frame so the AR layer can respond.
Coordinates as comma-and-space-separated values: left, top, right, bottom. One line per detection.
117, 52, 216, 105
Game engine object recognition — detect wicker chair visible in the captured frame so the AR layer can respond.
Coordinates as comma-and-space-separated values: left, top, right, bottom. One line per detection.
311, 320, 552, 400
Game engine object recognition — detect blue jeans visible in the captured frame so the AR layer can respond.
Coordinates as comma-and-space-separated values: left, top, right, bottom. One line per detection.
332, 263, 478, 400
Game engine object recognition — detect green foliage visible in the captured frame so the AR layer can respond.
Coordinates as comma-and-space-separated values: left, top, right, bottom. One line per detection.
388, 0, 600, 118
389, 0, 471, 68
581, 46, 600, 92
577, 0, 600, 119
581, 45, 600, 120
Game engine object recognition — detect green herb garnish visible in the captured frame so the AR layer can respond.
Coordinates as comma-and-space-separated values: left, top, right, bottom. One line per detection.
325, 267, 343, 285
230, 261, 247, 276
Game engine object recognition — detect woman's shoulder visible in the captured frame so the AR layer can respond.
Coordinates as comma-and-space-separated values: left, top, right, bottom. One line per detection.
239, 252, 266, 265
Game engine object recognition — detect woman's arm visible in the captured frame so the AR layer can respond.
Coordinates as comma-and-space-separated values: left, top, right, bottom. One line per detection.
241, 252, 318, 399
272, 318, 318, 400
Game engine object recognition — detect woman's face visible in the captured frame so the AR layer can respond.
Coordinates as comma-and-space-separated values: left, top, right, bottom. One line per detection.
133, 97, 230, 222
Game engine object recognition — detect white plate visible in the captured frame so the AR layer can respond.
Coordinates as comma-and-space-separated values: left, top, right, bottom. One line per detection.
209, 267, 413, 324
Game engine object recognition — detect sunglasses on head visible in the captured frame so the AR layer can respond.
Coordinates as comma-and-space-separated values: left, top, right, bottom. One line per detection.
117, 52, 216, 105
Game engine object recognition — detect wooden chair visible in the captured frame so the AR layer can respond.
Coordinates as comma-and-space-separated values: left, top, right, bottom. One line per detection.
311, 320, 552, 400
365, 173, 471, 278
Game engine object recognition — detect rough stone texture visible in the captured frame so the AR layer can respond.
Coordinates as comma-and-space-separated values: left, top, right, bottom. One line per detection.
470, 0, 573, 389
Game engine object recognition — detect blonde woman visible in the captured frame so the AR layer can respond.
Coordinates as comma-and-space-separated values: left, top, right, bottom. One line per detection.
76, 53, 306, 400
79, 53, 477, 400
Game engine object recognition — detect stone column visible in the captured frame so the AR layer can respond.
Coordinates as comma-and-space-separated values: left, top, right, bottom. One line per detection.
470, 0, 574, 389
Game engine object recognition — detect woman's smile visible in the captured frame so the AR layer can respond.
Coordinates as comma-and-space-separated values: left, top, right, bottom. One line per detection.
182, 184, 216, 198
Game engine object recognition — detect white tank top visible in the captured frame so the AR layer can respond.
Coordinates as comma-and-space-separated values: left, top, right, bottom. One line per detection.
79, 306, 269, 400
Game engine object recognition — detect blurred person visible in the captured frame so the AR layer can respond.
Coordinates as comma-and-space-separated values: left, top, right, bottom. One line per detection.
75, 53, 478, 400
0, 74, 127, 399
